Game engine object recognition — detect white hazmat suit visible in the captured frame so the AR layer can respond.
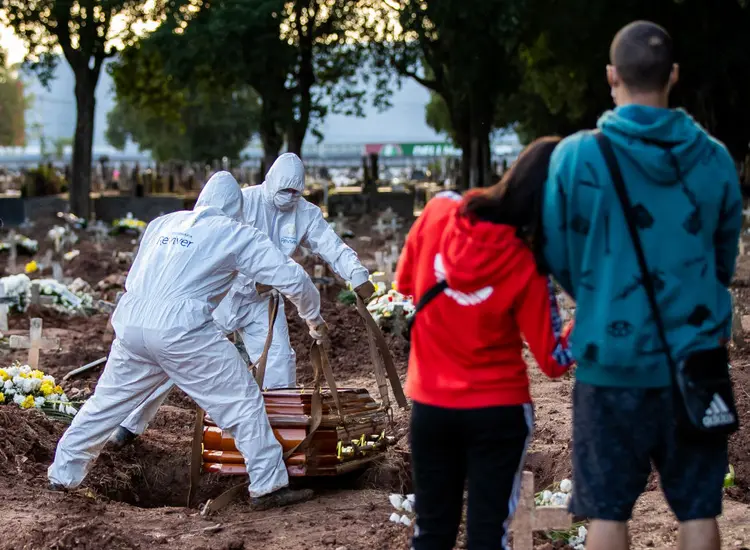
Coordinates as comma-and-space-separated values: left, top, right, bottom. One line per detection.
48, 172, 322, 498
118, 153, 369, 436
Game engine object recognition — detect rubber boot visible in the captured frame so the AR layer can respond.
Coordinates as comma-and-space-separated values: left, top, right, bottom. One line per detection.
249, 487, 314, 511
106, 426, 138, 450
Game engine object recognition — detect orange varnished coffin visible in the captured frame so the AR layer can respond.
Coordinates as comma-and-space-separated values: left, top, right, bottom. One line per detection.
202, 387, 392, 477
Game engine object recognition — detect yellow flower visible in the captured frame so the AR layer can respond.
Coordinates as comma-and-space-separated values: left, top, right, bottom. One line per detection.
0, 369, 8, 381
20, 395, 35, 409
30, 370, 44, 379
0, 392, 4, 404
391, 281, 397, 291
40, 382, 55, 397
54, 385, 64, 395
18, 372, 28, 378
24, 260, 38, 273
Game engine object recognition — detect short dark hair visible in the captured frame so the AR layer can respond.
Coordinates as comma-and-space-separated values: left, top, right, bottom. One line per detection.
610, 21, 674, 93
462, 136, 561, 272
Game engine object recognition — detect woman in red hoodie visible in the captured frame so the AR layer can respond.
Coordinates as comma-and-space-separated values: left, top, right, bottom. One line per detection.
396, 137, 573, 550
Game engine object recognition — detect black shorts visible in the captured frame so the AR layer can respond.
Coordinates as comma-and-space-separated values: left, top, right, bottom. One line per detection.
570, 382, 728, 522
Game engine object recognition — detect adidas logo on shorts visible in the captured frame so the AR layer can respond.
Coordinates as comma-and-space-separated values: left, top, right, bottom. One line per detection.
702, 393, 735, 428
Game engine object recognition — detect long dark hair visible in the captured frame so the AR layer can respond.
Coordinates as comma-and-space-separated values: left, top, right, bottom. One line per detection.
462, 136, 561, 272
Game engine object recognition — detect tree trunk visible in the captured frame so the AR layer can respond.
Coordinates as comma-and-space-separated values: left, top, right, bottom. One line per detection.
71, 76, 96, 219
259, 100, 284, 176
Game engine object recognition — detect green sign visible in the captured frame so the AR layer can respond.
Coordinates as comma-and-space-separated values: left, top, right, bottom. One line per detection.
377, 142, 461, 157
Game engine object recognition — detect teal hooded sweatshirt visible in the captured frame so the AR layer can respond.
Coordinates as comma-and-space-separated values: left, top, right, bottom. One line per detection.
543, 105, 742, 387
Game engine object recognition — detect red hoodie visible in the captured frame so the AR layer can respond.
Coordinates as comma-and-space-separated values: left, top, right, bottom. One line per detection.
396, 192, 574, 409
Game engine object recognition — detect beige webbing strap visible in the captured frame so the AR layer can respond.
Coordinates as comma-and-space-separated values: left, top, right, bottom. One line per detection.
253, 292, 280, 388
283, 342, 325, 460
187, 407, 206, 507
355, 295, 409, 409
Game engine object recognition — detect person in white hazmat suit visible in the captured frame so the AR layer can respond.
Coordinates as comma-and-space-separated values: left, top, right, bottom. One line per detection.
48, 171, 328, 508
109, 153, 375, 447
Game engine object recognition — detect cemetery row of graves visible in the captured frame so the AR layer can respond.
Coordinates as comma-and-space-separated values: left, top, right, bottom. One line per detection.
0, 205, 748, 549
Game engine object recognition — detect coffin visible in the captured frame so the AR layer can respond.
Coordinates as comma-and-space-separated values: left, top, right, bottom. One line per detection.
202, 387, 393, 477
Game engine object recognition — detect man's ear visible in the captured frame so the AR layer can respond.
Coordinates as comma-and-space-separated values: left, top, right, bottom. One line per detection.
606, 65, 618, 88
669, 63, 680, 89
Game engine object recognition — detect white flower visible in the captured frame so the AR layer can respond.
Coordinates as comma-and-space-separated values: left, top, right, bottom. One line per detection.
13, 394, 24, 405
6, 366, 20, 377
401, 500, 414, 513
541, 490, 552, 504
42, 375, 55, 384
12, 375, 24, 386
550, 492, 568, 506
60, 394, 69, 403
63, 250, 80, 261
406, 494, 415, 504
399, 515, 412, 527
4, 380, 13, 391
389, 512, 401, 523
19, 365, 31, 375
560, 479, 573, 493
65, 405, 77, 415
34, 397, 45, 408
389, 494, 404, 511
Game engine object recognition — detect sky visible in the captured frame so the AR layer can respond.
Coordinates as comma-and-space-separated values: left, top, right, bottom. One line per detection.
1, 24, 25, 65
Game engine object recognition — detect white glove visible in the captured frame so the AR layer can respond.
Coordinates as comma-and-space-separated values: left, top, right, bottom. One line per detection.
306, 316, 329, 345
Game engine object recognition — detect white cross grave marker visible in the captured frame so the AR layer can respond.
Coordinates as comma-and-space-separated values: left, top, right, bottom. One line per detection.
9, 318, 61, 370
8, 230, 17, 274
29, 281, 56, 308
0, 282, 9, 333
511, 471, 572, 550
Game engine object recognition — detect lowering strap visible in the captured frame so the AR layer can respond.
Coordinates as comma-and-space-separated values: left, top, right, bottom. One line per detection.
253, 292, 280, 388
188, 294, 279, 508
199, 342, 331, 516
187, 407, 206, 507
355, 295, 409, 410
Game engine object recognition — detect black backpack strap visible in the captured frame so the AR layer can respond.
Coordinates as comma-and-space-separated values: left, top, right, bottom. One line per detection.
407, 279, 448, 338
594, 132, 677, 380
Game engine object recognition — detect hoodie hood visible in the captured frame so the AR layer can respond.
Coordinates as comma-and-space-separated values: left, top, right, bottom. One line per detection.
597, 105, 712, 184
439, 206, 532, 294
195, 171, 243, 221
262, 153, 305, 206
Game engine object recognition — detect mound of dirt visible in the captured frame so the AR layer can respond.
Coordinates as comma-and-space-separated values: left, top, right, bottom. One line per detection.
0, 407, 64, 481
13, 517, 144, 550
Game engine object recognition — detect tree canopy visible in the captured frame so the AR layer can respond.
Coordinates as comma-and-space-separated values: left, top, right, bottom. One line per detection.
106, 45, 261, 163
0, 0, 167, 216
0, 49, 26, 146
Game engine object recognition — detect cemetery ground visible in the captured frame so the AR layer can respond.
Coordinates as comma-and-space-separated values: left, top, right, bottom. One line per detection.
0, 219, 749, 550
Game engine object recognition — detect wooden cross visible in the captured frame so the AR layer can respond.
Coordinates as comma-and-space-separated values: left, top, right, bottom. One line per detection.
29, 282, 56, 307
511, 471, 572, 550
9, 318, 60, 370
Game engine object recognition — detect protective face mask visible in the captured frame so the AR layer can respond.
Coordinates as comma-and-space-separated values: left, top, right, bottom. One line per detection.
273, 190, 300, 211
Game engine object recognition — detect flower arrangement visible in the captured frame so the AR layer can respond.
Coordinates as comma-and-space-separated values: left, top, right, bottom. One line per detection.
535, 478, 587, 550
1, 273, 32, 312
47, 225, 79, 249
111, 213, 147, 235
0, 274, 95, 315
0, 362, 78, 421
36, 278, 95, 315
0, 234, 38, 255
387, 493, 415, 527
366, 288, 415, 326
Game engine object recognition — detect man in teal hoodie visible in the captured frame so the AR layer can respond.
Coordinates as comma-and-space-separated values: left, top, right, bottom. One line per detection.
543, 21, 742, 550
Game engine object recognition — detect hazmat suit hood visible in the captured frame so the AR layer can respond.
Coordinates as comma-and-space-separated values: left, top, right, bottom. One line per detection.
597, 105, 712, 185
262, 153, 305, 211
195, 171, 243, 222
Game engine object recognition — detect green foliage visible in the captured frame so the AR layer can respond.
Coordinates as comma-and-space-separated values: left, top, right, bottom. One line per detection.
22, 164, 67, 197
124, 0, 389, 162
107, 44, 261, 163
337, 289, 357, 306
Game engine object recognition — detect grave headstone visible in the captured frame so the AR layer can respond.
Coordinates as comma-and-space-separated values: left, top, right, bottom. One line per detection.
511, 471, 572, 550
9, 318, 61, 370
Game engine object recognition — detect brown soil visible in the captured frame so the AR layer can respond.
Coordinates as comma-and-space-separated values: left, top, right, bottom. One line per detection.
0, 220, 749, 549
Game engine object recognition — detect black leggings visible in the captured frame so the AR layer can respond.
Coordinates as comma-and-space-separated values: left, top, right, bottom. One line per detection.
410, 401, 533, 550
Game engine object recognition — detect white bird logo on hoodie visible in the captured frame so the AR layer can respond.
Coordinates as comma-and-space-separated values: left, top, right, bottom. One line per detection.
434, 253, 493, 306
